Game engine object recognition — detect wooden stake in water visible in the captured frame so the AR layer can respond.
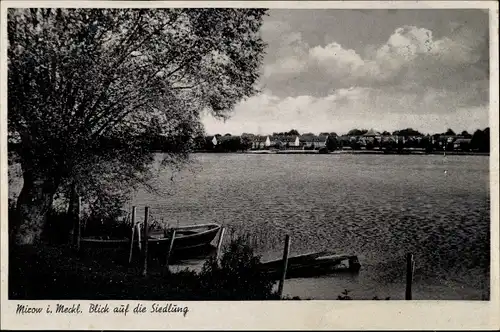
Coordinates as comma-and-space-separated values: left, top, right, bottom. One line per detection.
142, 207, 150, 276
405, 253, 414, 300
128, 206, 137, 264
278, 234, 291, 298
216, 227, 226, 261
165, 229, 176, 269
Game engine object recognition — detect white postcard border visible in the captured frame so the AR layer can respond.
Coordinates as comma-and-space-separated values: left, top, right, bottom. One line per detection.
1, 1, 498, 330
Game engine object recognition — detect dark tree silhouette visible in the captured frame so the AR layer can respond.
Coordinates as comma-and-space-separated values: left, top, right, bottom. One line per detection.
347, 129, 368, 136
461, 130, 472, 138
445, 128, 456, 136
8, 8, 267, 245
471, 128, 490, 152
326, 136, 338, 151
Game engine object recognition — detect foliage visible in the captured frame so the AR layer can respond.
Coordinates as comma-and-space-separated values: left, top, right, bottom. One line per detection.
318, 147, 329, 154
198, 237, 277, 300
326, 136, 338, 151
273, 129, 300, 136
347, 129, 368, 136
240, 136, 253, 150
445, 128, 456, 136
215, 136, 244, 152
392, 128, 423, 136
461, 130, 472, 138
351, 141, 362, 150
10, 236, 279, 300
471, 128, 490, 152
8, 8, 267, 244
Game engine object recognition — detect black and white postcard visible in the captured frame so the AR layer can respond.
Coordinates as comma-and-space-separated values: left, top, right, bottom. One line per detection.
1, 1, 499, 330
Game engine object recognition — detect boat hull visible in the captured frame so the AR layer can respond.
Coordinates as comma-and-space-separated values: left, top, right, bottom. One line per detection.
259, 254, 361, 279
80, 223, 221, 255
148, 225, 221, 253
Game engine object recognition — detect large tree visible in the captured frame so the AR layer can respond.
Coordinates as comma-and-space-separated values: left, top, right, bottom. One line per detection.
8, 8, 267, 245
347, 129, 367, 136
393, 128, 423, 137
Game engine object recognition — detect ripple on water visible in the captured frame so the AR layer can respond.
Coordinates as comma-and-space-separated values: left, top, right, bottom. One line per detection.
125, 153, 491, 300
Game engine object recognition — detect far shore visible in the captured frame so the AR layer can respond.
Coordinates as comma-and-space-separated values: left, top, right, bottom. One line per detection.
190, 149, 490, 156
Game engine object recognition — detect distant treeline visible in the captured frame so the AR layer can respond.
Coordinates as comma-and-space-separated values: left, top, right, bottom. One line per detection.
8, 127, 490, 155
334, 129, 490, 153
192, 135, 252, 152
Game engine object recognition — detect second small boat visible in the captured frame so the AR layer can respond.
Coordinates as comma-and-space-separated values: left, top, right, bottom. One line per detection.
259, 251, 361, 279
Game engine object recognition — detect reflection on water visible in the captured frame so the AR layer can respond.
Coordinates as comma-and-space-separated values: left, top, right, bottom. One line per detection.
11, 153, 488, 300
131, 153, 490, 300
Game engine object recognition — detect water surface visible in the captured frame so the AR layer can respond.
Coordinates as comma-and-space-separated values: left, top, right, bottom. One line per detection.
131, 153, 490, 300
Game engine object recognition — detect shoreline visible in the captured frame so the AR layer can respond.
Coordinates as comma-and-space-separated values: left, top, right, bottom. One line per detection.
190, 150, 490, 156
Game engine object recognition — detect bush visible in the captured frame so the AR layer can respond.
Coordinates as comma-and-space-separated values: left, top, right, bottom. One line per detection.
81, 209, 131, 238
318, 147, 329, 154
10, 236, 280, 300
198, 236, 278, 300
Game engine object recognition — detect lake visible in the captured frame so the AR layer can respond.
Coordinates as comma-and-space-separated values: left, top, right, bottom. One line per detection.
7, 152, 490, 300
130, 153, 490, 300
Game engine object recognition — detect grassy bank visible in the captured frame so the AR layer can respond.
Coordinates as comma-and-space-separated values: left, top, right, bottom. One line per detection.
9, 237, 280, 301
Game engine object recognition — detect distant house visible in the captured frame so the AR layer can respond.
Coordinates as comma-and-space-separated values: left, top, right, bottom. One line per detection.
271, 135, 300, 149
250, 135, 302, 149
363, 129, 381, 139
361, 129, 382, 146
300, 134, 328, 149
439, 135, 456, 144
454, 138, 472, 151
265, 136, 272, 147
251, 135, 268, 149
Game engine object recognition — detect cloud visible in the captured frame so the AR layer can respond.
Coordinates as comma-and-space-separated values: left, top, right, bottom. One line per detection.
262, 24, 488, 97
203, 10, 489, 136
202, 86, 489, 136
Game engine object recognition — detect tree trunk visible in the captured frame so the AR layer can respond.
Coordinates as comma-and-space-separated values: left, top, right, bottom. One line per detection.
15, 172, 58, 246
67, 183, 80, 245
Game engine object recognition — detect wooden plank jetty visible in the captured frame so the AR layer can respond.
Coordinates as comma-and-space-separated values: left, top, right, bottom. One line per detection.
259, 251, 361, 279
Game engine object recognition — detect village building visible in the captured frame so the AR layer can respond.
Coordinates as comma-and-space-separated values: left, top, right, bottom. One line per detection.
299, 134, 328, 149
250, 135, 268, 149
453, 138, 472, 151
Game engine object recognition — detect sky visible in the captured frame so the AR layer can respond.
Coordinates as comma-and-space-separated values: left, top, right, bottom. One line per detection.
202, 9, 490, 136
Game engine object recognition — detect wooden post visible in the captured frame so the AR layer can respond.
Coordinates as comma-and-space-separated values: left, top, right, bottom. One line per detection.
76, 195, 82, 251
215, 227, 226, 261
142, 207, 149, 276
165, 229, 176, 269
405, 253, 414, 300
136, 222, 142, 251
128, 207, 137, 264
277, 234, 291, 298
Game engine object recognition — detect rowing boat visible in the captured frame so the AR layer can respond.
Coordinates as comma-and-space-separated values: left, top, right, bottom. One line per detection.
80, 223, 221, 252
259, 251, 361, 279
